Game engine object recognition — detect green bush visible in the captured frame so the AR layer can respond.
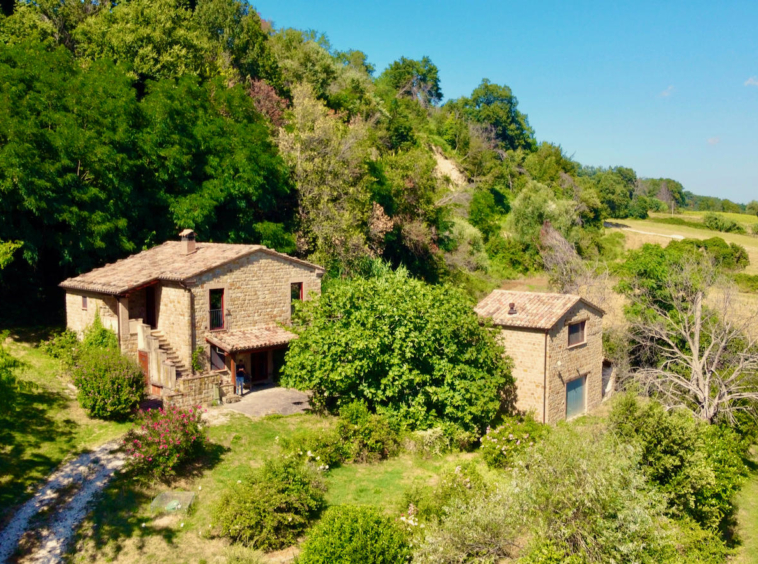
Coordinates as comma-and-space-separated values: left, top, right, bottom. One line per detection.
298, 505, 411, 564
336, 401, 400, 463
734, 273, 758, 294
667, 237, 749, 271
281, 268, 514, 435
280, 425, 346, 471
402, 462, 487, 522
609, 394, 748, 530
405, 427, 450, 458
213, 457, 326, 551
41, 314, 119, 369
703, 212, 746, 234
518, 426, 671, 563
71, 349, 145, 420
123, 405, 207, 481
479, 414, 546, 469
40, 328, 80, 367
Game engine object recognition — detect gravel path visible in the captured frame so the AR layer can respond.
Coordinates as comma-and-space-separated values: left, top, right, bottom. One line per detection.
0, 440, 125, 564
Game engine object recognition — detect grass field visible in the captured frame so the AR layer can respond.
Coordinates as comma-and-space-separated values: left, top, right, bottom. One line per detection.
607, 218, 758, 275
0, 331, 130, 525
67, 411, 481, 563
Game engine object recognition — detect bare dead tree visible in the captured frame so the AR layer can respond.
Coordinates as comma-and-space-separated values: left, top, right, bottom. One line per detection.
626, 255, 758, 423
539, 222, 609, 309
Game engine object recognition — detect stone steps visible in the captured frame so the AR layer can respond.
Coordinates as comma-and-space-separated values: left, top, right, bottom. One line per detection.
151, 330, 188, 378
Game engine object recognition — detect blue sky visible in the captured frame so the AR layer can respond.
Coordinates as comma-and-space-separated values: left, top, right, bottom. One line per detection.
253, 0, 758, 203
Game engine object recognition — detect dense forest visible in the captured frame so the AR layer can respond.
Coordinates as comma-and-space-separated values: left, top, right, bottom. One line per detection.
0, 0, 754, 322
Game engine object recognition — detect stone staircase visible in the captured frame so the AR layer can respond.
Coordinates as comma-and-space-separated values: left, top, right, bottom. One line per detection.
150, 330, 189, 379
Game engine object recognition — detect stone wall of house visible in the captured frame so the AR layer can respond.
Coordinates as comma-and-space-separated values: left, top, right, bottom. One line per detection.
163, 373, 222, 409
545, 302, 604, 424
495, 326, 548, 422
155, 282, 192, 370
189, 252, 322, 363
65, 290, 119, 336
127, 288, 147, 322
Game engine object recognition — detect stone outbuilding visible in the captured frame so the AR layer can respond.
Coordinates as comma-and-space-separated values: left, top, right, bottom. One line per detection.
475, 290, 606, 424
60, 230, 324, 406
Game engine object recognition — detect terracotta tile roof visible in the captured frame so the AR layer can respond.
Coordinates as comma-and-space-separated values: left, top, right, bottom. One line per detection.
475, 290, 603, 330
60, 242, 324, 295
205, 325, 297, 353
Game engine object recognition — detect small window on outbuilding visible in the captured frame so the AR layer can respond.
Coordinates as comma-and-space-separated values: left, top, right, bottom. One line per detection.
82, 296, 88, 310
568, 320, 586, 347
290, 282, 303, 316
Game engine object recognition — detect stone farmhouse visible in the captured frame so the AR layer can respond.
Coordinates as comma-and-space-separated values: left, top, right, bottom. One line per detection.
60, 230, 324, 406
475, 290, 608, 424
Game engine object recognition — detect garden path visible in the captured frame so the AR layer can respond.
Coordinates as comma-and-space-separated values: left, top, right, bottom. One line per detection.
0, 440, 125, 564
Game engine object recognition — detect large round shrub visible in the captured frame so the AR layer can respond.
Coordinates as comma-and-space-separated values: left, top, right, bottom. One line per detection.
71, 349, 145, 420
213, 457, 326, 551
298, 505, 411, 564
281, 269, 514, 434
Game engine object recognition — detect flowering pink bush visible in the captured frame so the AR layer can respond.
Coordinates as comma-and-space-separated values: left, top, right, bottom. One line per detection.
123, 405, 207, 481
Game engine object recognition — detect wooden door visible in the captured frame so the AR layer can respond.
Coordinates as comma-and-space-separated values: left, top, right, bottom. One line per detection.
145, 286, 156, 328
138, 350, 149, 386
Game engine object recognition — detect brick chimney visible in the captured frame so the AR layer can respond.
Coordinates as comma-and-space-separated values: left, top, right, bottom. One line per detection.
179, 229, 196, 255
507, 302, 517, 315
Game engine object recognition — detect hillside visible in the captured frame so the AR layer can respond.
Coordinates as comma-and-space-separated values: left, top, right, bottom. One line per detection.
1, 0, 757, 322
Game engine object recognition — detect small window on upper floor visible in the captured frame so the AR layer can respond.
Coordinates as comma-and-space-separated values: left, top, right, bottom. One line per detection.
290, 282, 303, 316
568, 320, 586, 347
209, 288, 225, 330
82, 296, 88, 310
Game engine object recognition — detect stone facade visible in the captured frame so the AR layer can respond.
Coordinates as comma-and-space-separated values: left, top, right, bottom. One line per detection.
163, 373, 223, 409
544, 302, 604, 424
189, 252, 322, 369
495, 327, 547, 421
494, 300, 604, 424
64, 290, 119, 335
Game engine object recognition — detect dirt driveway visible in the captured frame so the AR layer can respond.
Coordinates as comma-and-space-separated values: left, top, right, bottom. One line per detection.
225, 385, 311, 418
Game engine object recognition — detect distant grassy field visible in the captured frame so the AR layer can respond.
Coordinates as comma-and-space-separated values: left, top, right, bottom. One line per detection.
607, 218, 758, 275
649, 211, 758, 226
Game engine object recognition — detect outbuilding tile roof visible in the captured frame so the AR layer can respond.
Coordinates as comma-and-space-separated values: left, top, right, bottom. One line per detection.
205, 325, 297, 353
475, 290, 603, 330
60, 241, 324, 295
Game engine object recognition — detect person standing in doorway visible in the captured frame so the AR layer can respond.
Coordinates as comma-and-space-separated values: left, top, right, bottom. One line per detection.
236, 363, 246, 396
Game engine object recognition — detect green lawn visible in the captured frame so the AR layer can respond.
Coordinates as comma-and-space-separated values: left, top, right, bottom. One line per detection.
0, 330, 130, 524
67, 411, 479, 563
732, 449, 758, 563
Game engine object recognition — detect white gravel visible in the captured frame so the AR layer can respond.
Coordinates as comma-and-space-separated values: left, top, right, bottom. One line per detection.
0, 440, 125, 564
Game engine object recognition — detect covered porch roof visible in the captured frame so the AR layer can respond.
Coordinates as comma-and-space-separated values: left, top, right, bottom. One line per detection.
205, 325, 297, 353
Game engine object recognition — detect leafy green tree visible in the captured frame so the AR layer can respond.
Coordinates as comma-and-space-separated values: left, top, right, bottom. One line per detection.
747, 200, 758, 216
506, 182, 579, 246
276, 83, 372, 269
378, 56, 442, 106
281, 268, 514, 435
0, 240, 21, 269
0, 42, 141, 273
450, 79, 536, 151
610, 394, 748, 530
73, 0, 212, 82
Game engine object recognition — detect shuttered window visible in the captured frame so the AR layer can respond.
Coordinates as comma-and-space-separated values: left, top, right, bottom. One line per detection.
568, 320, 586, 347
